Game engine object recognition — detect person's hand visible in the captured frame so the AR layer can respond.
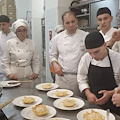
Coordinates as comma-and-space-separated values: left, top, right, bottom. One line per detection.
53, 62, 64, 76
96, 90, 112, 105
8, 74, 17, 80
112, 30, 120, 42
84, 89, 98, 105
114, 87, 120, 94
112, 93, 120, 107
29, 73, 39, 79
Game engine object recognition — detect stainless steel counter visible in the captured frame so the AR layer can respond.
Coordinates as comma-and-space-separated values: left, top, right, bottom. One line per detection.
0, 78, 120, 120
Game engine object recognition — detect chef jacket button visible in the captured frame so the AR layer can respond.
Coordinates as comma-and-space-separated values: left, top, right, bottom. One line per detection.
16, 42, 18, 44
26, 43, 27, 44
19, 59, 21, 60
18, 50, 19, 52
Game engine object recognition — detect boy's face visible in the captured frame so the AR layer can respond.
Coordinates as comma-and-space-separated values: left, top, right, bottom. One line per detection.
0, 22, 10, 34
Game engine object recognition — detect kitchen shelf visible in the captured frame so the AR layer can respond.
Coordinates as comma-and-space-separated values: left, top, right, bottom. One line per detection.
76, 13, 89, 17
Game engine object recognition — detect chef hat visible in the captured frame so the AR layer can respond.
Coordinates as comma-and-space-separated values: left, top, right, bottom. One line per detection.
55, 25, 64, 33
0, 15, 10, 23
97, 7, 111, 17
85, 31, 105, 49
12, 19, 29, 33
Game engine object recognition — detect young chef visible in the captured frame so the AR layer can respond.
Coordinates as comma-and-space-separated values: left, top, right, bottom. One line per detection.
96, 7, 120, 48
0, 15, 16, 81
2, 19, 40, 80
77, 31, 120, 115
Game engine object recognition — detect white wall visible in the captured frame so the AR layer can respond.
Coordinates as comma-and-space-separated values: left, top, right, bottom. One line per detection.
15, 0, 32, 20
31, 0, 44, 75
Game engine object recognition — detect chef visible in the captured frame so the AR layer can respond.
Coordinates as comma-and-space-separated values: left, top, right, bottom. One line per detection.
2, 19, 40, 80
0, 15, 16, 81
96, 7, 120, 48
77, 31, 120, 115
49, 11, 88, 95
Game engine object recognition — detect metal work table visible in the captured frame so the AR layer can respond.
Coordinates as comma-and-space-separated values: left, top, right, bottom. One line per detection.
0, 78, 120, 120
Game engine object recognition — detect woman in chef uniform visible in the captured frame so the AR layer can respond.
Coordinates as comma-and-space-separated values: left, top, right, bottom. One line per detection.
2, 19, 40, 80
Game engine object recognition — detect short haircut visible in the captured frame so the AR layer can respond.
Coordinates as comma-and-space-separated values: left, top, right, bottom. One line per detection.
0, 15, 10, 23
62, 11, 77, 22
97, 7, 111, 17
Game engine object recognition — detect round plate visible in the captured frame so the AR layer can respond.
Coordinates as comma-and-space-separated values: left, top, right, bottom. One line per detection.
47, 89, 73, 99
46, 118, 70, 120
12, 95, 43, 107
53, 97, 84, 110
21, 105, 57, 120
35, 83, 59, 91
0, 81, 21, 87
77, 108, 115, 120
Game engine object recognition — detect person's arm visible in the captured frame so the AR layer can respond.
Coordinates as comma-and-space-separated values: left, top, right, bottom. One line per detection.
2, 41, 12, 76
106, 30, 120, 48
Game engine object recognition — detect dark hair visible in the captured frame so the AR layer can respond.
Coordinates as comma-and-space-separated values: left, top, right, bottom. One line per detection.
97, 7, 111, 17
62, 11, 77, 22
0, 15, 10, 23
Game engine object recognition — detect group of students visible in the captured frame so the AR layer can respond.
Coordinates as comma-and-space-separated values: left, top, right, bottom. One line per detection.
49, 7, 120, 115
0, 15, 40, 81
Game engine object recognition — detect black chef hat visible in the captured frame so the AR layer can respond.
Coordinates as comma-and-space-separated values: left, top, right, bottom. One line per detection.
85, 31, 105, 49
97, 7, 111, 17
0, 15, 10, 23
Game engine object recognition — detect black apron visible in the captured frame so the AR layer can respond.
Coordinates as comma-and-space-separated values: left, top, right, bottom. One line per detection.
88, 50, 120, 115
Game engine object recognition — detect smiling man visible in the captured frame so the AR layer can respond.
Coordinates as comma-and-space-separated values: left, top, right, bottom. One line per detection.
0, 15, 16, 81
49, 11, 88, 95
77, 31, 120, 115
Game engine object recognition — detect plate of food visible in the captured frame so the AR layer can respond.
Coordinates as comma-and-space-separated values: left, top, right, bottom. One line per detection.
0, 80, 21, 87
77, 108, 115, 120
21, 104, 57, 120
35, 83, 59, 91
47, 89, 73, 98
46, 117, 70, 120
12, 95, 42, 107
53, 97, 84, 110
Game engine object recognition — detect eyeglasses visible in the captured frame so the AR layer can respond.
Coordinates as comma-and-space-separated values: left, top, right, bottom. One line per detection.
16, 29, 27, 34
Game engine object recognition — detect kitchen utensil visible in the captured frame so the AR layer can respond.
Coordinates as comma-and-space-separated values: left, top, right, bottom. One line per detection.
8, 80, 33, 84
0, 99, 14, 109
106, 109, 110, 120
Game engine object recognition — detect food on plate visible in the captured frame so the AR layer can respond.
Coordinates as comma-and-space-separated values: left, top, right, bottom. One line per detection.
32, 104, 48, 116
42, 83, 52, 89
55, 90, 68, 97
62, 98, 76, 107
83, 110, 105, 120
22, 96, 35, 104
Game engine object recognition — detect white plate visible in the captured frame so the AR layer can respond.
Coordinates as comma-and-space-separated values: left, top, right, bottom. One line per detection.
21, 105, 57, 120
46, 117, 70, 120
12, 95, 43, 107
47, 89, 73, 98
36, 83, 59, 91
53, 97, 85, 110
77, 108, 115, 120
0, 81, 21, 87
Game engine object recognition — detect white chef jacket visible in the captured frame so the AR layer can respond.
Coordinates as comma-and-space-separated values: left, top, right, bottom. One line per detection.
112, 41, 120, 53
77, 49, 120, 92
0, 31, 16, 80
2, 37, 40, 79
99, 27, 117, 42
49, 29, 89, 73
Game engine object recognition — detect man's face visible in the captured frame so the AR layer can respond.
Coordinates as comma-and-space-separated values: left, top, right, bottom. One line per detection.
87, 43, 107, 61
0, 22, 10, 34
97, 14, 112, 32
63, 14, 78, 34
